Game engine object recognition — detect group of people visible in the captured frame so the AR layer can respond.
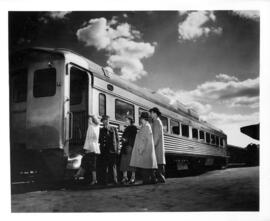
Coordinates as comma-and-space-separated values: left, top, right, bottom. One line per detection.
74, 107, 166, 186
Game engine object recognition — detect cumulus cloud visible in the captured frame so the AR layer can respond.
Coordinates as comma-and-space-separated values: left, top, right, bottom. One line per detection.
216, 73, 238, 82
157, 74, 259, 115
76, 18, 111, 49
228, 96, 259, 109
107, 54, 147, 81
108, 38, 154, 58
178, 11, 222, 41
108, 16, 118, 25
76, 17, 155, 81
178, 11, 189, 16
232, 10, 259, 21
157, 87, 212, 115
192, 76, 259, 101
76, 18, 134, 50
47, 11, 72, 19
39, 11, 72, 23
203, 111, 259, 127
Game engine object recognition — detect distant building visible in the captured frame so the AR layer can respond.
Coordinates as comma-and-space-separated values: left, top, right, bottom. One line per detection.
227, 144, 247, 166
245, 143, 259, 166
227, 143, 259, 167
240, 123, 259, 166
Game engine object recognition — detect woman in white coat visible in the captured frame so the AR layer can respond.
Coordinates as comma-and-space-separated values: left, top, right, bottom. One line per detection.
129, 112, 158, 184
150, 107, 166, 183
74, 115, 100, 185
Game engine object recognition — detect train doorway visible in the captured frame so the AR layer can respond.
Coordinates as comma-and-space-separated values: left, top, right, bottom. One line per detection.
65, 65, 90, 159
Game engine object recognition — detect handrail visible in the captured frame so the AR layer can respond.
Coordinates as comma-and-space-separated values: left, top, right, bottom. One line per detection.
69, 111, 74, 140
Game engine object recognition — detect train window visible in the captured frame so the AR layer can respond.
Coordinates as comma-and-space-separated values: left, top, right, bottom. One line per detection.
160, 116, 168, 133
216, 136, 220, 146
192, 128, 198, 139
181, 124, 189, 137
220, 138, 225, 147
99, 93, 106, 116
70, 67, 87, 105
11, 68, 27, 103
206, 132, 210, 143
211, 134, 215, 144
199, 130, 205, 140
33, 68, 56, 97
115, 99, 135, 122
170, 119, 180, 135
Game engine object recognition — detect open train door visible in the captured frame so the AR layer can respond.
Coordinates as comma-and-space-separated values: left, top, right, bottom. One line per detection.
64, 64, 91, 171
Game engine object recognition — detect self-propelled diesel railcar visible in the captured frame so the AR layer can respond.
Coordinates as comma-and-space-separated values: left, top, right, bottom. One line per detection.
10, 47, 228, 182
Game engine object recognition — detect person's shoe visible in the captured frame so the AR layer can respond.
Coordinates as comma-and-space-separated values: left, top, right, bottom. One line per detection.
90, 180, 98, 185
113, 180, 119, 185
121, 177, 128, 184
158, 175, 166, 183
128, 179, 135, 185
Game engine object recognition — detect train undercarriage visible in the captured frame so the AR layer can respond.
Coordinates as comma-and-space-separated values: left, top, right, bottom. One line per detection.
11, 147, 228, 187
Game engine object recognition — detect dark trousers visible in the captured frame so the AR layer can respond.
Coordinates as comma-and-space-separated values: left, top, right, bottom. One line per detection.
98, 153, 118, 184
142, 168, 156, 183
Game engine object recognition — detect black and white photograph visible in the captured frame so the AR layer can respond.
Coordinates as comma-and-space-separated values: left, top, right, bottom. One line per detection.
2, 0, 270, 218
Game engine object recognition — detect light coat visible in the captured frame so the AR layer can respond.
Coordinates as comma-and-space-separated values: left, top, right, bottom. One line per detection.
83, 124, 100, 154
151, 117, 166, 165
129, 122, 158, 169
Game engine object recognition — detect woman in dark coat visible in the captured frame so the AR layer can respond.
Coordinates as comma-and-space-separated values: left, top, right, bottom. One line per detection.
120, 117, 137, 184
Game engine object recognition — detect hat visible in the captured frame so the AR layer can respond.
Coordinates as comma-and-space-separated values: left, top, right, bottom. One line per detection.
101, 115, 110, 122
140, 112, 150, 121
125, 116, 134, 124
149, 107, 161, 116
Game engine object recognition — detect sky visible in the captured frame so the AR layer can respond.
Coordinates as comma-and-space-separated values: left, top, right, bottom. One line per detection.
9, 10, 260, 147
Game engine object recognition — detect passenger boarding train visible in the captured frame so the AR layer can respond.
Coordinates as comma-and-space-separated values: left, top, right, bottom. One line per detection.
10, 47, 228, 182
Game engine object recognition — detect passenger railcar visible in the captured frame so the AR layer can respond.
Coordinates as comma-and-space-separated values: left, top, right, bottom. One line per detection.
10, 47, 228, 182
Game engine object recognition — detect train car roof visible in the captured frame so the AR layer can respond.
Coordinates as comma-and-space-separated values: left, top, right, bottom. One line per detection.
11, 47, 225, 136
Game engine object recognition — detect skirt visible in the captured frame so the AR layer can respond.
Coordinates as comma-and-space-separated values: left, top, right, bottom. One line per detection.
120, 146, 135, 172
81, 152, 97, 171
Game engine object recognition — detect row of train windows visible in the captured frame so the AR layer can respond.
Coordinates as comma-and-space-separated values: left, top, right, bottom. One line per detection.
170, 120, 224, 146
98, 93, 225, 147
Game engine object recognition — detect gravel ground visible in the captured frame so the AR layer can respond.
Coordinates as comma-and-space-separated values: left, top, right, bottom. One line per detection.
11, 166, 259, 212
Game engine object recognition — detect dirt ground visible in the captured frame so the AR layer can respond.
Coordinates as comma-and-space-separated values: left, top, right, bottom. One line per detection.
11, 166, 259, 212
